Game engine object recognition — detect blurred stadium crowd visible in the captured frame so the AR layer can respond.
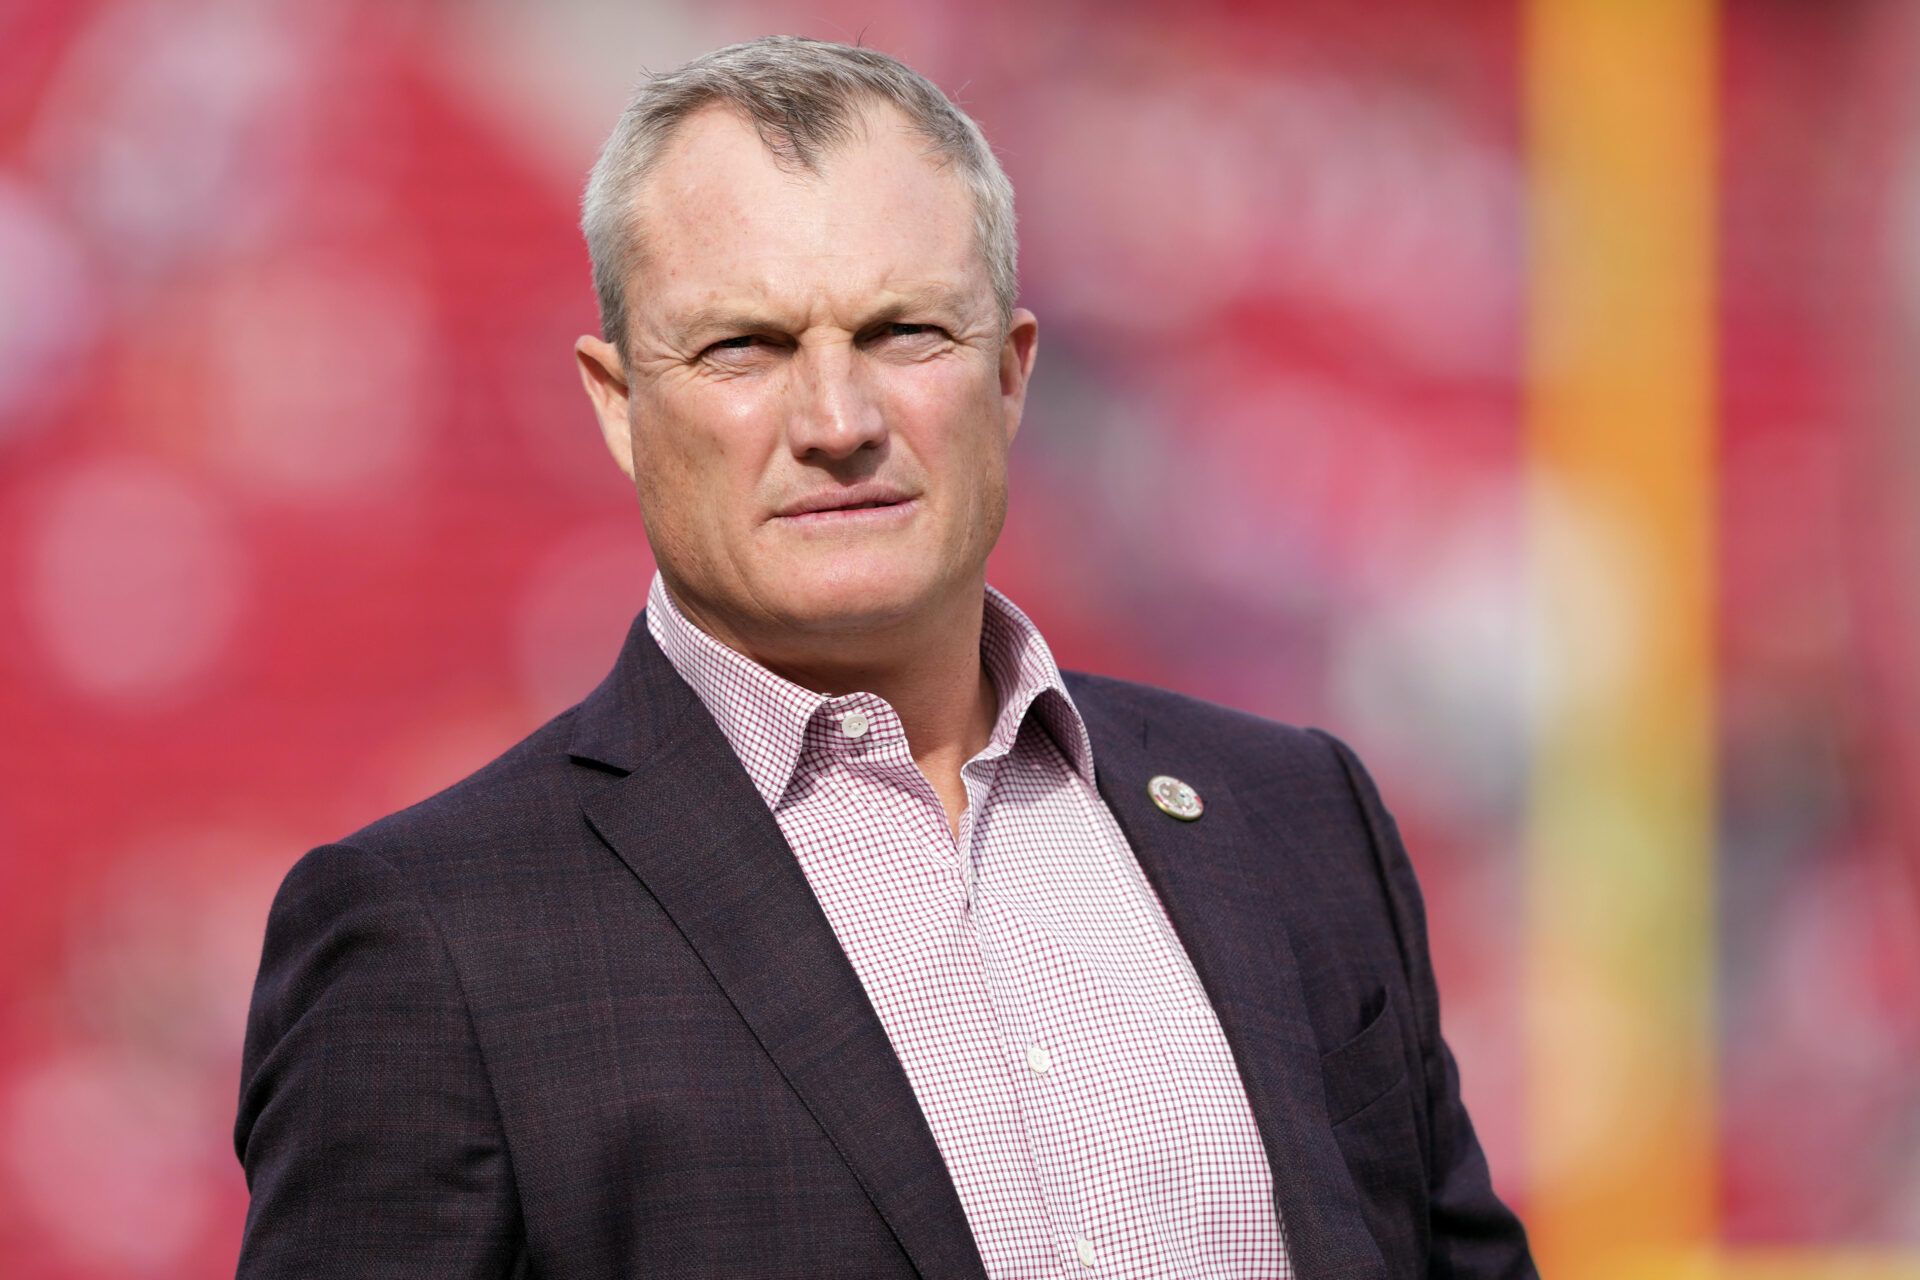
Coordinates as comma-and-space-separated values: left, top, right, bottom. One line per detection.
0, 0, 1915, 1275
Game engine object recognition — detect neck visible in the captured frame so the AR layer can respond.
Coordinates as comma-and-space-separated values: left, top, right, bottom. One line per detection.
673, 578, 1003, 791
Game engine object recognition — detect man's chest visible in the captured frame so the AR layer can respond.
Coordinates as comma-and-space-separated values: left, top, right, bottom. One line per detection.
768, 739, 1289, 1278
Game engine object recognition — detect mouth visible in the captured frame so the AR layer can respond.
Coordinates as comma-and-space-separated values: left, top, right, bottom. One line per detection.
771, 496, 919, 527
771, 486, 920, 525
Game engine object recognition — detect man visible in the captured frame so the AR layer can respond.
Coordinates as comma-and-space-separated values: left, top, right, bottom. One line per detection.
234, 34, 1535, 1279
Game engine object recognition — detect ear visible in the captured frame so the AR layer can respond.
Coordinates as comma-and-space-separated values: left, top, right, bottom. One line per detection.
996, 307, 1040, 446
575, 335, 636, 481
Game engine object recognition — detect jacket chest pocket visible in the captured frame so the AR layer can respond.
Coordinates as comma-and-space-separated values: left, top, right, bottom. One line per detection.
1318, 984, 1428, 1271
1319, 984, 1409, 1126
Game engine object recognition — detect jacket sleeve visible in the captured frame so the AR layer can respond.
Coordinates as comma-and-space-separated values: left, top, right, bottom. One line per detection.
233, 842, 524, 1277
1312, 730, 1539, 1279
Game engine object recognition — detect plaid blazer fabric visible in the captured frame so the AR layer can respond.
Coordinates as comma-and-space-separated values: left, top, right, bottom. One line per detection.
232, 609, 1537, 1279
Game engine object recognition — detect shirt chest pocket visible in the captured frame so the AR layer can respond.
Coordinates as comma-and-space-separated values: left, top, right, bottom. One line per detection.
1318, 984, 1409, 1126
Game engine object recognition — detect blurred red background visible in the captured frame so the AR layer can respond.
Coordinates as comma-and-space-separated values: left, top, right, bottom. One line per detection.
0, 1, 1915, 1275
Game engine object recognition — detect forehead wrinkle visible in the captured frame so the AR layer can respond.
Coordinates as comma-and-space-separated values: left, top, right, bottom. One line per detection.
633, 108, 991, 352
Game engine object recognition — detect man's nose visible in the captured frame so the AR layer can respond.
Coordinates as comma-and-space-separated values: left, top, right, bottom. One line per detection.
786, 340, 887, 460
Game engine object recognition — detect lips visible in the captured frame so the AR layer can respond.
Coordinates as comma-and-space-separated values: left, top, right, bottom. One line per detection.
773, 500, 918, 529
773, 485, 917, 519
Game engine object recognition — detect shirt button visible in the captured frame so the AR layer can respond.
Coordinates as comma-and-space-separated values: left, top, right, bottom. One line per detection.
1075, 1236, 1097, 1268
840, 710, 870, 739
1026, 1044, 1052, 1074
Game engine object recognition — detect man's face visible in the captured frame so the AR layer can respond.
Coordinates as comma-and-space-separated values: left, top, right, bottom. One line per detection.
576, 102, 1039, 652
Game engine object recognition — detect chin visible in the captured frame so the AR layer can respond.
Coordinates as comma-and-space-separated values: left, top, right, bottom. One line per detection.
763, 553, 947, 635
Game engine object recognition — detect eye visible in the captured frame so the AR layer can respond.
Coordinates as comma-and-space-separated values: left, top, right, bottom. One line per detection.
699, 334, 781, 365
874, 322, 944, 341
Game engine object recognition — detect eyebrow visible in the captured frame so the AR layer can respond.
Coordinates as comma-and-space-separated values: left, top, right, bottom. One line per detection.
669, 283, 973, 347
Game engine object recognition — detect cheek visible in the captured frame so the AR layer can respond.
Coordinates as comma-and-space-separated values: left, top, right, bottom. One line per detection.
638, 386, 773, 492
885, 362, 1007, 474
631, 395, 774, 556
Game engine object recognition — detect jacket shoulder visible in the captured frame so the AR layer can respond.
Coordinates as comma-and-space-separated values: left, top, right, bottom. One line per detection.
328, 704, 591, 876
1062, 669, 1348, 780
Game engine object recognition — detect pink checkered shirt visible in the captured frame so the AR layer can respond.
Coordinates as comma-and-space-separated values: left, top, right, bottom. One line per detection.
646, 573, 1289, 1278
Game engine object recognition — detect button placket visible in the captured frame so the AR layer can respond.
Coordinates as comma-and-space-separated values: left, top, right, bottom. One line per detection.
647, 577, 1290, 1275
959, 745, 1014, 902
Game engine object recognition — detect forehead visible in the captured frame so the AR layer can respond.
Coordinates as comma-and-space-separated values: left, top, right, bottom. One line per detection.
629, 102, 989, 330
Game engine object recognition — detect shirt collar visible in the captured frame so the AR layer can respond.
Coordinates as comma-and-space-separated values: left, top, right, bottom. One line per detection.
644, 571, 1095, 810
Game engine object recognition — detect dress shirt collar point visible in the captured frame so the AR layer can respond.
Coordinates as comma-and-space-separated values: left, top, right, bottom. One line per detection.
981, 584, 1097, 784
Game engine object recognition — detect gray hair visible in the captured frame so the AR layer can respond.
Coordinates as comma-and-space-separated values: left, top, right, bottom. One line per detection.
580, 35, 1018, 362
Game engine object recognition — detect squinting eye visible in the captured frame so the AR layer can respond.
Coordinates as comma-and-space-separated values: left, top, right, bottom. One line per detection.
882, 323, 941, 339
699, 334, 779, 364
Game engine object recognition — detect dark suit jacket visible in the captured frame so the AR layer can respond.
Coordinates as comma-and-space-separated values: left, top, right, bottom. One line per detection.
234, 609, 1536, 1278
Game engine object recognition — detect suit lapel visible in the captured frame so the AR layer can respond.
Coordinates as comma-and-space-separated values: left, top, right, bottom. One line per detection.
1070, 676, 1388, 1280
565, 613, 1385, 1280
568, 614, 988, 1280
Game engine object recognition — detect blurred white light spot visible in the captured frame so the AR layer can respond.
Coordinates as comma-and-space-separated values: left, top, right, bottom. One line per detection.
206, 258, 429, 499
26, 456, 244, 701
1333, 486, 1526, 817
514, 525, 650, 714
0, 178, 96, 438
29, 0, 309, 274
2, 1049, 212, 1270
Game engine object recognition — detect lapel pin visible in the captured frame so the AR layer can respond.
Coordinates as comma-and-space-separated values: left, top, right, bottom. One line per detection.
1147, 774, 1204, 821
